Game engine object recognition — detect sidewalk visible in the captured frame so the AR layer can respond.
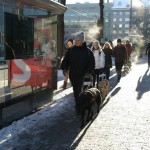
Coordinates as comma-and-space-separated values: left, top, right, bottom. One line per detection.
75, 56, 150, 150
0, 55, 150, 150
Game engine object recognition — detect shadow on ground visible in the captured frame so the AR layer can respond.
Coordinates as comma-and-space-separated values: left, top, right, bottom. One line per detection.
135, 68, 150, 100
0, 68, 123, 150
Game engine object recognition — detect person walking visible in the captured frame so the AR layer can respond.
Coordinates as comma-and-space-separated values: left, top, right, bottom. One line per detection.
102, 42, 113, 80
113, 39, 127, 82
124, 40, 132, 59
91, 40, 105, 88
60, 39, 73, 89
61, 32, 95, 113
146, 41, 150, 69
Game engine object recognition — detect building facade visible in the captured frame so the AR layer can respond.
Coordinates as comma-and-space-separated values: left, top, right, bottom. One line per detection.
110, 0, 150, 44
64, 0, 150, 44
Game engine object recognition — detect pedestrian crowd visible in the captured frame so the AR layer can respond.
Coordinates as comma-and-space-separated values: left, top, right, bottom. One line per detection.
60, 31, 150, 115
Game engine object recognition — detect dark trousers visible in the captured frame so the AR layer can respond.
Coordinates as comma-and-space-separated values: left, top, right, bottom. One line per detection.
115, 61, 124, 81
104, 67, 110, 80
92, 68, 104, 87
71, 79, 83, 105
92, 69, 100, 87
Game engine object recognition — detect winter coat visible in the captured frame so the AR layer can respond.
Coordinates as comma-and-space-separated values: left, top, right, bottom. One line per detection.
61, 45, 95, 83
113, 44, 127, 63
103, 48, 113, 68
91, 45, 105, 69
146, 42, 150, 57
125, 43, 132, 57
60, 48, 71, 70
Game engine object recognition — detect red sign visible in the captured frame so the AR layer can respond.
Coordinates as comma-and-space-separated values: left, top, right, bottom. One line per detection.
10, 57, 52, 88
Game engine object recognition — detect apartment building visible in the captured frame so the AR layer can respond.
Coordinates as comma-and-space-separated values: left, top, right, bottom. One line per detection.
64, 0, 150, 43
110, 0, 150, 42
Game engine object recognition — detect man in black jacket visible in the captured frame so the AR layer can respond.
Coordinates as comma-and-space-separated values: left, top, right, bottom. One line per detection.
113, 39, 127, 82
61, 32, 95, 112
146, 42, 150, 69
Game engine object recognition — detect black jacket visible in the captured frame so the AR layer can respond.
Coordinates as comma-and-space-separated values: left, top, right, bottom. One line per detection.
61, 45, 95, 82
60, 48, 71, 70
113, 44, 127, 63
103, 48, 113, 68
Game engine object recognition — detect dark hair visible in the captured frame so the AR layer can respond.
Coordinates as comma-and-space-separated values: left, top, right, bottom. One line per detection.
117, 39, 121, 43
67, 39, 73, 44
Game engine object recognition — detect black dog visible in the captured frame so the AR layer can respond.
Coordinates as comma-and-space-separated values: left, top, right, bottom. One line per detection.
76, 88, 102, 129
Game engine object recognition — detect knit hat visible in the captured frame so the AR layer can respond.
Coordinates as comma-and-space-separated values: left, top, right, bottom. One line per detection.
92, 40, 100, 46
75, 32, 85, 41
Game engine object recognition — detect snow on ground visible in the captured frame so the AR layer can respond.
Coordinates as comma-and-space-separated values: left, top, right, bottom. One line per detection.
0, 70, 74, 148
0, 55, 149, 149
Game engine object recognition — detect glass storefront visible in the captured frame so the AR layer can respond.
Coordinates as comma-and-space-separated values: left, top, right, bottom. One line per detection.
0, 1, 62, 107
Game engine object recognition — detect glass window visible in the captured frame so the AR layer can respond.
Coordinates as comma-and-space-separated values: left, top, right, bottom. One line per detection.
125, 30, 129, 34
113, 12, 117, 15
119, 24, 122, 28
120, 12, 123, 15
125, 24, 129, 28
119, 18, 123, 21
113, 30, 117, 34
0, 4, 13, 103
125, 12, 130, 15
0, 3, 58, 104
125, 18, 130, 21
113, 18, 117, 22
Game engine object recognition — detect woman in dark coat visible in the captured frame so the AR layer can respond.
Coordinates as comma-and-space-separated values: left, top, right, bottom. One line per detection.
103, 42, 113, 80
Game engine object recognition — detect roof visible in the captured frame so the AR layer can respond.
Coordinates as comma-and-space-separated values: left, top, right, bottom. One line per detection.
1, 0, 67, 14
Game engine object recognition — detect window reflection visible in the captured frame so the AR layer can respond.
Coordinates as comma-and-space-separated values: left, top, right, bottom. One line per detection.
0, 3, 57, 103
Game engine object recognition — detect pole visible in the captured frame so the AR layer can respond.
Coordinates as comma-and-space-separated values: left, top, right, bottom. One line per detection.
130, 0, 132, 36
58, 0, 66, 58
99, 0, 104, 44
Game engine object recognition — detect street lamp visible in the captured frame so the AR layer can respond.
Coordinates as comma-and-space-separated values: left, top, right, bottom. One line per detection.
99, 0, 104, 43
